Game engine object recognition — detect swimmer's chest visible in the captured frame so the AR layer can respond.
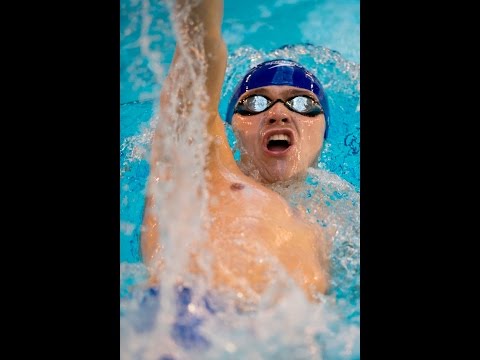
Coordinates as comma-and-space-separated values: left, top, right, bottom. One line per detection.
200, 179, 327, 297
208, 180, 320, 254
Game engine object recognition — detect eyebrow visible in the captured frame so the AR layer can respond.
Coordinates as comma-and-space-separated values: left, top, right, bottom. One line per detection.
239, 87, 271, 100
284, 87, 322, 100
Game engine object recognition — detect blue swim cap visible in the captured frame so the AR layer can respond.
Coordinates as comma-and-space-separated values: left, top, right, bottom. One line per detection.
225, 59, 329, 138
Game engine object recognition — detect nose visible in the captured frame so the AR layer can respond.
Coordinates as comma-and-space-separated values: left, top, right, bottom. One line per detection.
266, 102, 291, 125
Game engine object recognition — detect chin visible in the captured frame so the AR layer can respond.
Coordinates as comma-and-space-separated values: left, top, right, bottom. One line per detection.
261, 169, 299, 184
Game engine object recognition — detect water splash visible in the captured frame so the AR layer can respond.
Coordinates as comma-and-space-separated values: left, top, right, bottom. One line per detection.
121, 0, 214, 356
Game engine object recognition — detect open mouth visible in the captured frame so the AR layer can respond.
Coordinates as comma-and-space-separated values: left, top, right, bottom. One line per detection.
267, 134, 291, 152
263, 130, 295, 156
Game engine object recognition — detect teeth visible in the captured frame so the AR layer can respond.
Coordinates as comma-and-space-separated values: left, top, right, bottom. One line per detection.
268, 134, 291, 143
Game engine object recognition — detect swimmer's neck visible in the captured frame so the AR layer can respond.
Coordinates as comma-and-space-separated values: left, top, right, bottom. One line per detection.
238, 163, 310, 189
266, 174, 307, 188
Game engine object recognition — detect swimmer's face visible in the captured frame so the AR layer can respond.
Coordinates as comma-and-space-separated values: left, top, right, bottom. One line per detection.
231, 85, 326, 184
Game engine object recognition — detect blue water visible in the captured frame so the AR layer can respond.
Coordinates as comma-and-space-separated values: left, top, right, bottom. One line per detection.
120, 1, 360, 358
120, 0, 359, 104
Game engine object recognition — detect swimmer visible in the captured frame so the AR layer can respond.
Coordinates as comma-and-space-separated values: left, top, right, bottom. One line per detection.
141, 0, 331, 302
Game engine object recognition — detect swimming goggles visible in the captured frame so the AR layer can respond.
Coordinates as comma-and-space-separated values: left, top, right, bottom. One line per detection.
234, 94, 324, 117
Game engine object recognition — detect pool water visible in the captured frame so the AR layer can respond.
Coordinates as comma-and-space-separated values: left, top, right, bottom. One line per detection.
120, 0, 360, 359
120, 0, 359, 104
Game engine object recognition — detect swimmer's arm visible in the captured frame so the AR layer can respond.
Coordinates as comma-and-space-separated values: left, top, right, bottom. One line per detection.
162, 0, 227, 127
141, 0, 227, 265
